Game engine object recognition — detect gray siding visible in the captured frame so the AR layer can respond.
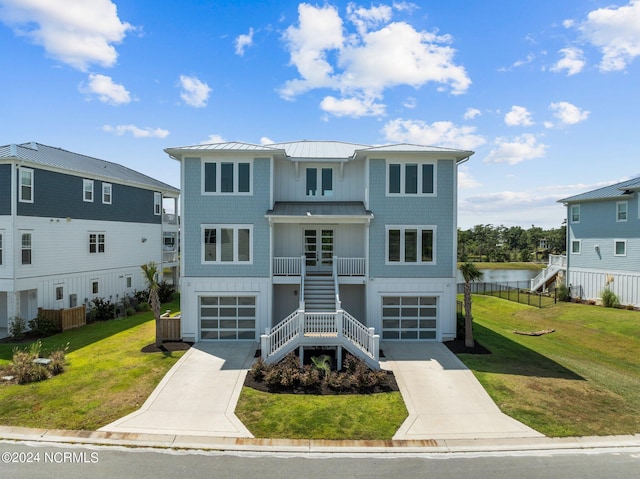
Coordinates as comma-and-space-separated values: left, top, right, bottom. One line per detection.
368, 158, 455, 278
16, 168, 161, 223
182, 157, 271, 277
0, 164, 10, 215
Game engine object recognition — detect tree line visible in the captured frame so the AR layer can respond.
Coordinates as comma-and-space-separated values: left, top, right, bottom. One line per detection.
458, 224, 566, 263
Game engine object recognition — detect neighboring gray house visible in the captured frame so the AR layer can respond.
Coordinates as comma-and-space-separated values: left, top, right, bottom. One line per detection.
0, 142, 180, 336
559, 176, 640, 307
165, 140, 473, 367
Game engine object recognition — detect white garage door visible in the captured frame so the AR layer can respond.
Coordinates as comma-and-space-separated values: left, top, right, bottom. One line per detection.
199, 296, 256, 340
381, 296, 437, 340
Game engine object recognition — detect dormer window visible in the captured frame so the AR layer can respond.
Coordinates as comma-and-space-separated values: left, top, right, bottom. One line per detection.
306, 168, 333, 197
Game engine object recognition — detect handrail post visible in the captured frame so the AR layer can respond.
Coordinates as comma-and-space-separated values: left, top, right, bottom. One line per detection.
337, 310, 343, 339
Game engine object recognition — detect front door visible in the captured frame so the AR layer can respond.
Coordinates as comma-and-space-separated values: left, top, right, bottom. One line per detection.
304, 228, 334, 272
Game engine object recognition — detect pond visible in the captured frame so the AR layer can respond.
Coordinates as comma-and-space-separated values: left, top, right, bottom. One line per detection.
456, 268, 539, 285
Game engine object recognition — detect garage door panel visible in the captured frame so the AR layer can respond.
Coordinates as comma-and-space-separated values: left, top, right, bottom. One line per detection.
200, 295, 256, 340
382, 295, 438, 341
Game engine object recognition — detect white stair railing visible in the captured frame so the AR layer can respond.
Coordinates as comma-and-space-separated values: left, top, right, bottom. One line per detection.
261, 309, 302, 361
530, 254, 567, 291
342, 310, 379, 362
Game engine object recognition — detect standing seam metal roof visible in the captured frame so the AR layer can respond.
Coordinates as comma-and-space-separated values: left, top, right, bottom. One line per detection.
558, 176, 640, 203
0, 143, 179, 194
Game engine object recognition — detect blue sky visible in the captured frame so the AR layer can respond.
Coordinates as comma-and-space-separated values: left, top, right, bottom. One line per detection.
2, 0, 639, 228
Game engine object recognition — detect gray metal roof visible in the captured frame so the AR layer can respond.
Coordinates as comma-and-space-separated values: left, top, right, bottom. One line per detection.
166, 140, 473, 162
266, 201, 373, 218
558, 176, 640, 203
0, 142, 179, 195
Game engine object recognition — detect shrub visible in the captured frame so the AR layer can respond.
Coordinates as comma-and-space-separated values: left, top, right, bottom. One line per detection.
250, 357, 269, 381
601, 288, 620, 308
136, 302, 150, 312
299, 365, 321, 388
90, 297, 116, 321
126, 307, 136, 317
157, 281, 176, 304
9, 341, 68, 384
47, 343, 69, 376
9, 316, 27, 339
133, 289, 149, 304
28, 314, 60, 337
555, 283, 571, 302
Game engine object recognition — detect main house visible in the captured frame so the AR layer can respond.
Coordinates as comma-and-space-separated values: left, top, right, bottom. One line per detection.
165, 140, 473, 367
0, 142, 180, 336
559, 176, 640, 307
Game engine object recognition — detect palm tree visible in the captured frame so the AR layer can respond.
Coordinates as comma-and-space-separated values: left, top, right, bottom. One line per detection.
141, 262, 162, 348
459, 261, 483, 348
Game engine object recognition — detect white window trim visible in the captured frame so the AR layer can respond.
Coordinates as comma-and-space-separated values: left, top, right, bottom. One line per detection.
614, 239, 627, 257
20, 230, 32, 265
125, 275, 133, 289
55, 284, 64, 302
386, 161, 437, 197
154, 192, 162, 215
570, 204, 580, 223
201, 160, 253, 196
91, 280, 100, 295
570, 239, 581, 255
201, 224, 253, 265
18, 167, 34, 203
102, 183, 112, 204
89, 232, 106, 254
616, 201, 628, 222
385, 225, 436, 265
83, 179, 94, 202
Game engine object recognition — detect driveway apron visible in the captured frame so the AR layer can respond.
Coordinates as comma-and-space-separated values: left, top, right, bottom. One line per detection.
381, 342, 543, 440
100, 342, 255, 438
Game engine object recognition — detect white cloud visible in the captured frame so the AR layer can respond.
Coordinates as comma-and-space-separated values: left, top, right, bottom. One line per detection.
463, 108, 481, 120
551, 47, 585, 76
260, 137, 275, 145
103, 124, 169, 138
504, 105, 534, 126
234, 27, 254, 56
575, 0, 640, 71
280, 3, 470, 118
549, 101, 590, 126
484, 134, 548, 165
320, 95, 385, 117
382, 119, 486, 150
179, 74, 211, 108
402, 96, 417, 109
201, 134, 226, 144
81, 73, 131, 105
0, 0, 132, 71
458, 165, 481, 189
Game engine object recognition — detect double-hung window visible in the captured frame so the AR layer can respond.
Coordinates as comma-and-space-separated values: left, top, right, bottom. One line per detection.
306, 168, 333, 196
387, 163, 435, 196
570, 205, 580, 223
18, 167, 34, 203
571, 240, 581, 254
83, 179, 94, 202
386, 226, 435, 264
154, 192, 162, 215
21, 232, 32, 265
203, 161, 252, 194
102, 183, 112, 204
89, 233, 105, 253
202, 225, 252, 264
616, 201, 627, 222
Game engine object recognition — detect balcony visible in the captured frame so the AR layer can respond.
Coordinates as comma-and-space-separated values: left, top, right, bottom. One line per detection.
273, 256, 365, 283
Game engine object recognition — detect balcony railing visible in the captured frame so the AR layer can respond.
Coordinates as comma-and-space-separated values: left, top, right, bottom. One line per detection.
163, 213, 178, 225
273, 257, 365, 276
163, 250, 178, 263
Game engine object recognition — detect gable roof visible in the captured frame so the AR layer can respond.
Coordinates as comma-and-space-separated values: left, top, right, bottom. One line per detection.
0, 142, 179, 195
558, 176, 640, 204
165, 140, 473, 163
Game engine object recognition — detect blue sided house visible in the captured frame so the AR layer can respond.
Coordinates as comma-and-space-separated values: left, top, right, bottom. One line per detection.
165, 141, 473, 368
559, 176, 640, 308
0, 142, 180, 337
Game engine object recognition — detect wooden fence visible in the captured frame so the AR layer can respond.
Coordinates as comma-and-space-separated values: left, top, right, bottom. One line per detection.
38, 305, 86, 332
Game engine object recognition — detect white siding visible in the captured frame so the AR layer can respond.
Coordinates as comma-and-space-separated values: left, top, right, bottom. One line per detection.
569, 267, 640, 307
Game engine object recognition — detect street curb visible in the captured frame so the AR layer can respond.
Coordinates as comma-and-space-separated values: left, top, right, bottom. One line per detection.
1, 426, 639, 454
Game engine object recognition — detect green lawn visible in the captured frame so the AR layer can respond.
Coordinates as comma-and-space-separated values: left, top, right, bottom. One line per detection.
458, 296, 640, 436
0, 302, 184, 430
236, 388, 407, 440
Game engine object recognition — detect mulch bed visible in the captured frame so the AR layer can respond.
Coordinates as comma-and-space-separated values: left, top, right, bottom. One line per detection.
141, 341, 193, 353
444, 339, 491, 354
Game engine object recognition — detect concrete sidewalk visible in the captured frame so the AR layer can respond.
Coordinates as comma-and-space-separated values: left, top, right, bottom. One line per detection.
381, 342, 543, 440
99, 342, 256, 438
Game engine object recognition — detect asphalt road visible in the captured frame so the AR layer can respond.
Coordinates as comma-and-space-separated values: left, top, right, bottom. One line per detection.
1, 441, 639, 479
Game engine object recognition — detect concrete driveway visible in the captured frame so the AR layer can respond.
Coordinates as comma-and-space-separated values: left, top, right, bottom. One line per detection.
100, 342, 256, 438
381, 342, 543, 440
101, 340, 542, 441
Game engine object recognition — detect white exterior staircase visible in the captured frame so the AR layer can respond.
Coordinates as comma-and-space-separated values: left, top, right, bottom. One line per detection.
530, 254, 567, 292
261, 266, 380, 369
